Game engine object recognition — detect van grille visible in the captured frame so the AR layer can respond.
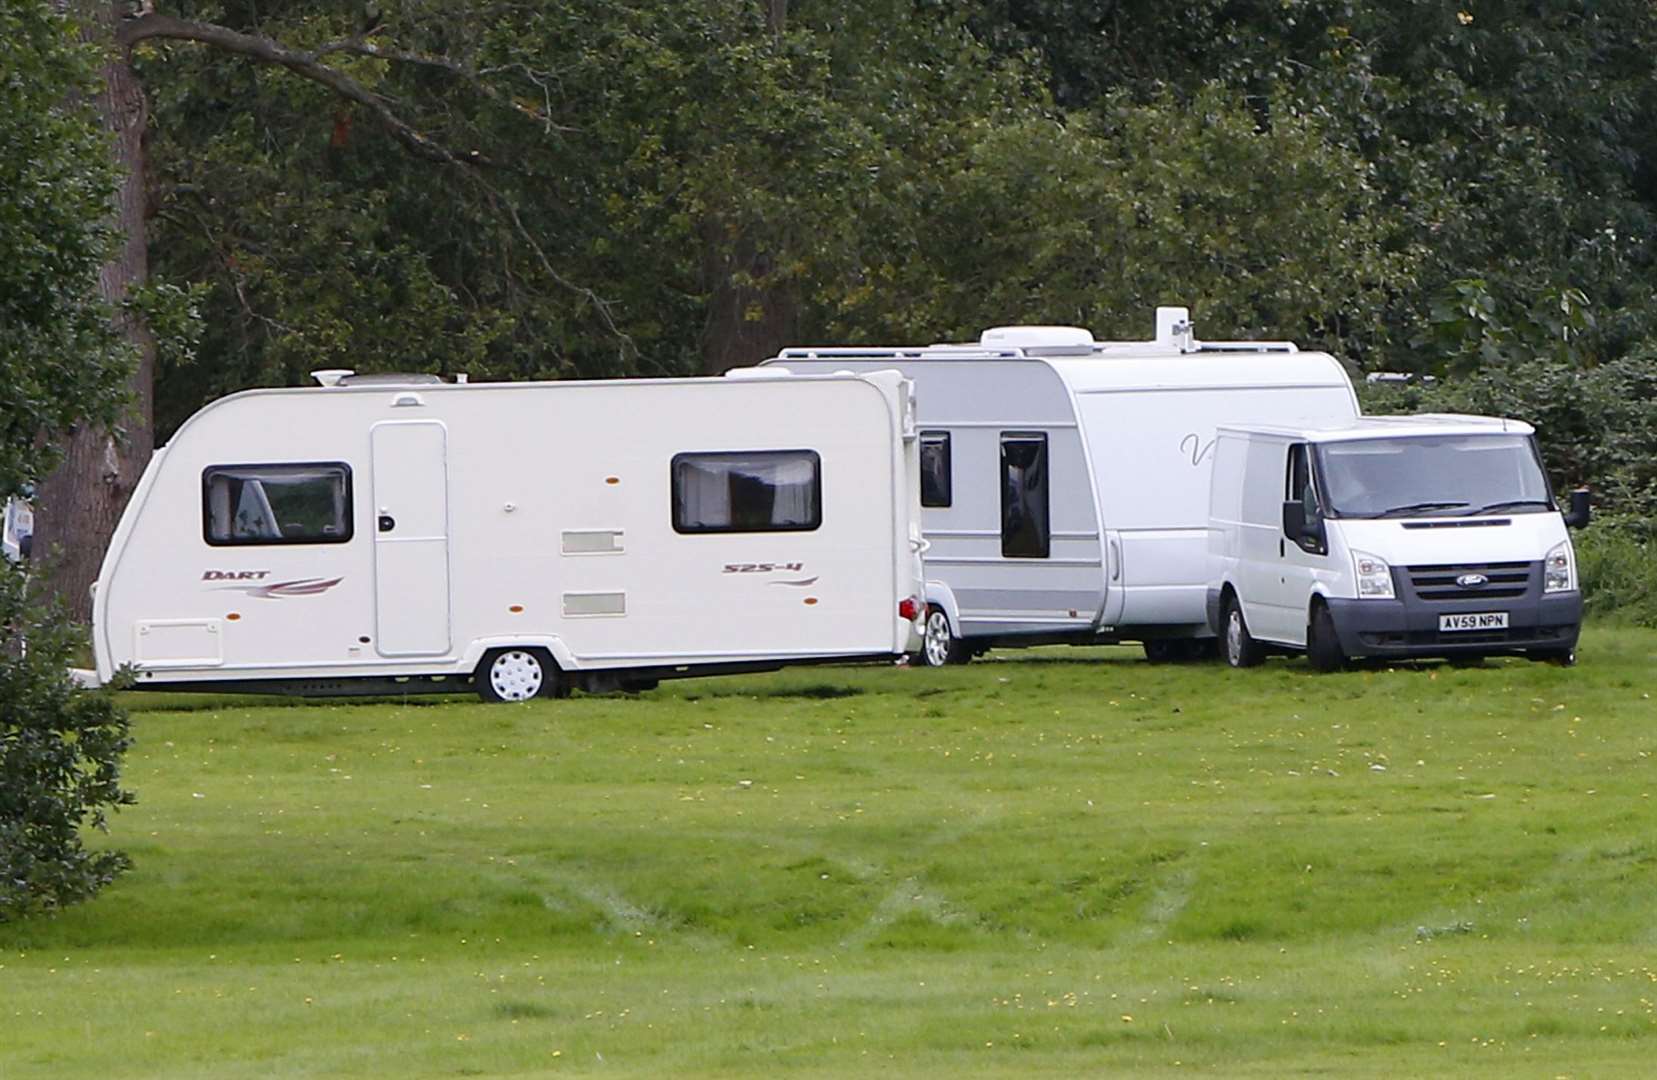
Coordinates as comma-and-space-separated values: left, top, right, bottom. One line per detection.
1404, 561, 1533, 601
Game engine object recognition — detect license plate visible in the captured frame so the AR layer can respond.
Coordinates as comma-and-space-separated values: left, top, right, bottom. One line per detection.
1440, 612, 1508, 632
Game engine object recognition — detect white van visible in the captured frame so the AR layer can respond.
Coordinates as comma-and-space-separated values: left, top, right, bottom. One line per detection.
92, 369, 925, 700
766, 308, 1359, 663
1207, 415, 1589, 669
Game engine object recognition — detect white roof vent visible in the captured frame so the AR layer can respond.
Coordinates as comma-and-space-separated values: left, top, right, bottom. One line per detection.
311, 368, 354, 387
978, 326, 1096, 354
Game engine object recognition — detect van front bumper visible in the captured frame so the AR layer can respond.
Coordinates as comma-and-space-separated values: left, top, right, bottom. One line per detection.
1325, 592, 1582, 659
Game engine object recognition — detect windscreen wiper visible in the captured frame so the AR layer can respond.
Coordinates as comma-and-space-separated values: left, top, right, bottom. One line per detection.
1373, 501, 1471, 518
1469, 498, 1552, 515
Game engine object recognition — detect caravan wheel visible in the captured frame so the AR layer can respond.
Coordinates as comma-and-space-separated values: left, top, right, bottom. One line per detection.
920, 607, 971, 667
476, 647, 559, 702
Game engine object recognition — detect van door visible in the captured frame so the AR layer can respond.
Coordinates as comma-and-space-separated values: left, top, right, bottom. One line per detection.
1271, 443, 1326, 645
370, 421, 451, 656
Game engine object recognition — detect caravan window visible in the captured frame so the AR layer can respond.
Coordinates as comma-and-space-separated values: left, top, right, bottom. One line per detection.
672, 450, 822, 534
919, 431, 953, 508
1000, 433, 1050, 558
203, 463, 353, 546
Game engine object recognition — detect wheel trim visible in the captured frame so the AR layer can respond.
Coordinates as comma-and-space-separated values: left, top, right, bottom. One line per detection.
489, 650, 544, 701
924, 611, 952, 667
1226, 608, 1244, 665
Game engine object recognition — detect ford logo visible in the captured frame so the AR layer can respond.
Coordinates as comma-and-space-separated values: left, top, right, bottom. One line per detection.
1456, 573, 1489, 588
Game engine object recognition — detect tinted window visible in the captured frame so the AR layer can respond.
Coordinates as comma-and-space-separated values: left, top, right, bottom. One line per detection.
1000, 433, 1049, 558
919, 431, 952, 508
672, 450, 821, 533
203, 463, 352, 546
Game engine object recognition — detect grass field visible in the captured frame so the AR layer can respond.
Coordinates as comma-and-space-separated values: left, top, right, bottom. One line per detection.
3, 626, 1656, 1077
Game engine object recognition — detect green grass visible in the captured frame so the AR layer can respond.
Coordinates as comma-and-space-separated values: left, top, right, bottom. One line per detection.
4, 626, 1657, 1077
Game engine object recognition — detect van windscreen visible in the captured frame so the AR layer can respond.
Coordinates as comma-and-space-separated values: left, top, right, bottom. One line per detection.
1316, 435, 1552, 518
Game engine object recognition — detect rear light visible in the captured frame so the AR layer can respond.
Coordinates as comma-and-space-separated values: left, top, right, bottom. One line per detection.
897, 597, 920, 622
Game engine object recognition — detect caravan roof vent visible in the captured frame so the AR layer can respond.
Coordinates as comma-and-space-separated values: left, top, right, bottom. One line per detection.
335, 372, 445, 387
978, 326, 1096, 355
311, 368, 354, 387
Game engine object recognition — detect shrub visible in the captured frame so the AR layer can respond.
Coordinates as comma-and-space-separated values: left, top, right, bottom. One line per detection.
0, 561, 134, 921
1363, 350, 1657, 521
1574, 518, 1657, 628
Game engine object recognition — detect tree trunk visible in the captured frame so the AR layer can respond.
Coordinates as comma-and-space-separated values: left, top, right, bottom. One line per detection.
35, 3, 155, 623
699, 226, 800, 374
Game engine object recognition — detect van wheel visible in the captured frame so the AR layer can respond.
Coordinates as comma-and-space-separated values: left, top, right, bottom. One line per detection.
920, 607, 971, 667
476, 647, 561, 702
1305, 602, 1346, 672
1223, 597, 1265, 668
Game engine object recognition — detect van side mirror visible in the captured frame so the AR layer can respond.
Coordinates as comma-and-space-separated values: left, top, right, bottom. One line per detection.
1563, 487, 1591, 529
1283, 500, 1327, 554
1281, 500, 1305, 543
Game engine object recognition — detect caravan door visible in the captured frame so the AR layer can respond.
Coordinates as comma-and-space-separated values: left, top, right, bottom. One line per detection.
371, 421, 452, 655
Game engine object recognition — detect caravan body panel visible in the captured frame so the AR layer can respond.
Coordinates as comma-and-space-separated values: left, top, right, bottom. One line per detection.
771, 333, 1358, 646
94, 373, 923, 690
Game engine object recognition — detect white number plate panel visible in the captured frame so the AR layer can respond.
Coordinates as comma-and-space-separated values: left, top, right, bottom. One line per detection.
1440, 612, 1509, 632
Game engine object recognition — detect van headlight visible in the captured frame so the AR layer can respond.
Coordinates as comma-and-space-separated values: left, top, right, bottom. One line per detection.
1351, 549, 1395, 599
1544, 541, 1576, 593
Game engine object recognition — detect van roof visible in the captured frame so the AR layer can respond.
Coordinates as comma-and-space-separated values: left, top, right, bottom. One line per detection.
1217, 414, 1536, 442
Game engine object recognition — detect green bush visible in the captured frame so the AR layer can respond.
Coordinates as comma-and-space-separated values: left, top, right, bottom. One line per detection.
1362, 350, 1657, 522
0, 561, 134, 921
1574, 519, 1657, 627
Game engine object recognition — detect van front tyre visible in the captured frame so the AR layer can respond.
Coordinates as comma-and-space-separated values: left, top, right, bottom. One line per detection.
920, 607, 971, 667
1223, 598, 1265, 668
1306, 602, 1346, 672
476, 647, 561, 702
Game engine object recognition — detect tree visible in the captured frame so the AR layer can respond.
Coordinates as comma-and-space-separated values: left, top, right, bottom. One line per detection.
0, 0, 135, 920
836, 86, 1416, 356
0, 0, 130, 498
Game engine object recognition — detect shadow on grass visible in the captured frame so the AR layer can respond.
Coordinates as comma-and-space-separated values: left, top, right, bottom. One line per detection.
686, 683, 867, 702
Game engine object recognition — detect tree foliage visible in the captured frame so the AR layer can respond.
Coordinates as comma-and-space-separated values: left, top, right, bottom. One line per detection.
0, 562, 135, 922
0, 2, 130, 499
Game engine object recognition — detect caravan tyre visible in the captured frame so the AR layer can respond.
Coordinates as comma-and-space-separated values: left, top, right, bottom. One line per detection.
920, 607, 971, 667
1223, 597, 1265, 669
1141, 640, 1178, 664
476, 647, 558, 702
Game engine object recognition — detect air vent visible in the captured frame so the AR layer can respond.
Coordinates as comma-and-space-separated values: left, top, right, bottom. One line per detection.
563, 591, 626, 616
562, 530, 623, 555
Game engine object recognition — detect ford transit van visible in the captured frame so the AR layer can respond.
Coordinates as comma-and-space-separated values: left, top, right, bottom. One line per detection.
1207, 415, 1589, 669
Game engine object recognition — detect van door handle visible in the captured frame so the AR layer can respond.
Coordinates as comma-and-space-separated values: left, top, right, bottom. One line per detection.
378, 513, 396, 533
1110, 539, 1121, 581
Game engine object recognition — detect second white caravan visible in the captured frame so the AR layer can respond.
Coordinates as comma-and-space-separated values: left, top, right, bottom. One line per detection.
765, 308, 1360, 663
92, 369, 925, 700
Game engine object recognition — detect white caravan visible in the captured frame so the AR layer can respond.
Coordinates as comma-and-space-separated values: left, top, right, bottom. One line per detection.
1206, 415, 1589, 670
765, 308, 1359, 664
92, 370, 925, 700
